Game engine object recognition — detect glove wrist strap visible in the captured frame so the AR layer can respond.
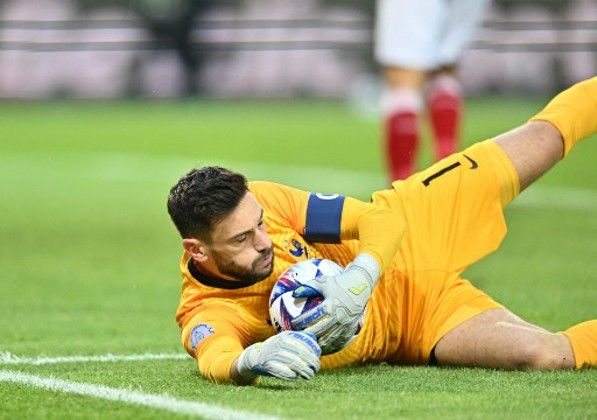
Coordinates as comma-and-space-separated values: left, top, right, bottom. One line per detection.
236, 346, 260, 381
348, 253, 381, 288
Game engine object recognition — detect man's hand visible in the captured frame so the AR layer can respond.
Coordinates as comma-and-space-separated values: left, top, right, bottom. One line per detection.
235, 331, 321, 382
291, 254, 381, 353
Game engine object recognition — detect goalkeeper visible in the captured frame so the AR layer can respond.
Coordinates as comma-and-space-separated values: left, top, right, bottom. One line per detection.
167, 77, 597, 384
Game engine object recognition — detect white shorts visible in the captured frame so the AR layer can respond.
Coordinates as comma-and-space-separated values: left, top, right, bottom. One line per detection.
375, 0, 490, 70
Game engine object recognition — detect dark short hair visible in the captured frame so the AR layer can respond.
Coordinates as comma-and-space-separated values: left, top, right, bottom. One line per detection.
167, 166, 248, 240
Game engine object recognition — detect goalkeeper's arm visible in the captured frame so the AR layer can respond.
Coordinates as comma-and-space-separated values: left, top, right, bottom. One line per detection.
293, 197, 406, 352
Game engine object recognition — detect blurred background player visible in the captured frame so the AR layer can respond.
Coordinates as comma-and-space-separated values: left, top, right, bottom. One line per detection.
375, 0, 491, 181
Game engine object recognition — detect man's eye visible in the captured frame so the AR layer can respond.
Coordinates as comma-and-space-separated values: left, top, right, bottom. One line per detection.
236, 235, 248, 243
258, 220, 264, 227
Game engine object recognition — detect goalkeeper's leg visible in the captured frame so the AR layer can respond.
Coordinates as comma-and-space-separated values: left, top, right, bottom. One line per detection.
424, 78, 597, 370
433, 308, 595, 370
494, 77, 596, 193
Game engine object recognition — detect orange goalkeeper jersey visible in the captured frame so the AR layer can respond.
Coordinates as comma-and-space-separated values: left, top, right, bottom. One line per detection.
176, 141, 518, 384
175, 180, 406, 383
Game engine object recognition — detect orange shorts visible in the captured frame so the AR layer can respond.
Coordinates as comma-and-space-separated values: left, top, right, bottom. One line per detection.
391, 270, 503, 365
375, 140, 519, 364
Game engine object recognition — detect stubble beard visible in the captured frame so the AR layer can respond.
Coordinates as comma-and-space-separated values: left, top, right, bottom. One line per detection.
213, 247, 275, 283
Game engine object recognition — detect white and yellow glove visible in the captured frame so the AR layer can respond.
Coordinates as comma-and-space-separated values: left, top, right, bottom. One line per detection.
236, 331, 321, 381
291, 253, 380, 353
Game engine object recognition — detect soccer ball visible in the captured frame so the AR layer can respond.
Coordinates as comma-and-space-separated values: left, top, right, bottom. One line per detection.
269, 258, 364, 354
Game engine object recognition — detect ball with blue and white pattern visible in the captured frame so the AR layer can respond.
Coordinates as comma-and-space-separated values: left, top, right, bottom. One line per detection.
269, 258, 364, 354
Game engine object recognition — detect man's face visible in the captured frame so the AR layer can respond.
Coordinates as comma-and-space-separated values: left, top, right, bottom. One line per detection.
202, 192, 274, 282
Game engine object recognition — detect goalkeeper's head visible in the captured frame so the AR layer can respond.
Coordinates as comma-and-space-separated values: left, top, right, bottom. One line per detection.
167, 166, 274, 284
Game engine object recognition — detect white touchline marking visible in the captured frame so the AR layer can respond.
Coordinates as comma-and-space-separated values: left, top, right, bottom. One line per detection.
0, 370, 280, 420
0, 352, 189, 366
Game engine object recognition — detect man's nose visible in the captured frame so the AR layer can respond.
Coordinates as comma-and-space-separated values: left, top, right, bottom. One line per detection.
254, 228, 271, 251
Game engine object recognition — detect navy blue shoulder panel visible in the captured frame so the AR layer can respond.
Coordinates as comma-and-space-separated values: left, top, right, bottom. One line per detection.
304, 193, 345, 243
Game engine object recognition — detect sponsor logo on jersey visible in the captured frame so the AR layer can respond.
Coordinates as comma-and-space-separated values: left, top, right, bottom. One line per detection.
189, 324, 214, 350
289, 238, 306, 257
463, 154, 479, 169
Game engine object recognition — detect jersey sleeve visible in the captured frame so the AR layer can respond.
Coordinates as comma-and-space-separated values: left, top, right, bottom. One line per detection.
249, 181, 406, 271
179, 302, 251, 384
249, 181, 309, 233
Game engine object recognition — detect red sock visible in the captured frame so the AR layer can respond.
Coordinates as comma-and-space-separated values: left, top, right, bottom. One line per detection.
385, 111, 419, 180
427, 75, 462, 160
382, 89, 421, 181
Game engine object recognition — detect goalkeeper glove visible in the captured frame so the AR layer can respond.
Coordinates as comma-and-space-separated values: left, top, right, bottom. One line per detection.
291, 253, 380, 353
235, 331, 321, 381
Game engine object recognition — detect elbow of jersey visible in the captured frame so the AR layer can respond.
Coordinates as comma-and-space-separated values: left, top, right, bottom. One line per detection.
386, 209, 406, 244
371, 206, 406, 232
193, 334, 245, 384
197, 349, 243, 385
370, 208, 406, 268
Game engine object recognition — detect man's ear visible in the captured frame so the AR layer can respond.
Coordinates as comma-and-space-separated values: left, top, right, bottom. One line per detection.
182, 238, 208, 262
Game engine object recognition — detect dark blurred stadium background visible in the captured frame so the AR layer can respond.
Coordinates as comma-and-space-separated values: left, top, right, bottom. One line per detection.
0, 0, 595, 100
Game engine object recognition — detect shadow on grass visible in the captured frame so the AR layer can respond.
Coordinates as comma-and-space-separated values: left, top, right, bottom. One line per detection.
254, 383, 297, 391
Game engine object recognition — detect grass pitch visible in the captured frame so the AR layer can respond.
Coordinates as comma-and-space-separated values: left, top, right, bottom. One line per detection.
0, 98, 596, 419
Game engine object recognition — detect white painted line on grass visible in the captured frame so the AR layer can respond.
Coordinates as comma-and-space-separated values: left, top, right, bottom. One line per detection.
0, 370, 279, 420
0, 352, 189, 366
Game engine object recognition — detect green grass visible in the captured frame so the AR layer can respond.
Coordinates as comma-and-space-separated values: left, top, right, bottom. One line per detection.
0, 98, 595, 419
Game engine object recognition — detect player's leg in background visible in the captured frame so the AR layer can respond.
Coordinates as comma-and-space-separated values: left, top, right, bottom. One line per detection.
426, 66, 461, 161
426, 0, 490, 161
381, 67, 425, 181
433, 307, 597, 370
375, 0, 442, 181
